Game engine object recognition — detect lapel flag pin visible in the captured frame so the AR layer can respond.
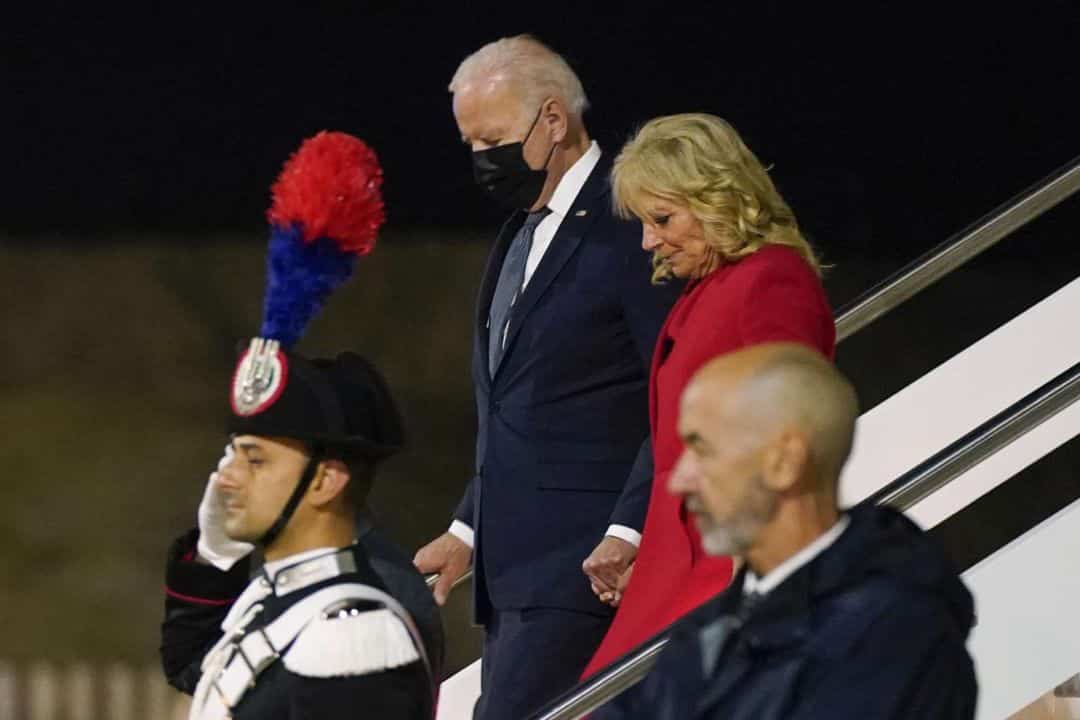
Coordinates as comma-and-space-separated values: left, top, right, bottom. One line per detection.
575, 209, 588, 217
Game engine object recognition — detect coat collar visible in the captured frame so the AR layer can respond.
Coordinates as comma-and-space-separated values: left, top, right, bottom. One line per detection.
691, 506, 901, 713
220, 544, 363, 632
688, 565, 815, 715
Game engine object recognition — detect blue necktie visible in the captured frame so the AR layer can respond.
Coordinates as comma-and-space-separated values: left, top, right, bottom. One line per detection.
488, 208, 550, 375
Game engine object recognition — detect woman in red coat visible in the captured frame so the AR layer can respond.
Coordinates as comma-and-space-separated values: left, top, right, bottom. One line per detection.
582, 113, 835, 678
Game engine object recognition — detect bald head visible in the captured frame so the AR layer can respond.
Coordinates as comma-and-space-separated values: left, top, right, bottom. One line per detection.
670, 343, 857, 564
684, 343, 858, 489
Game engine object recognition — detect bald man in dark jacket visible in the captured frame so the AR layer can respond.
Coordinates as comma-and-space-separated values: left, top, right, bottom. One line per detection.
595, 344, 976, 720
600, 503, 976, 720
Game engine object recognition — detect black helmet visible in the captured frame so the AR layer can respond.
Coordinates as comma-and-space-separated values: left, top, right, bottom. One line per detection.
225, 338, 405, 547
227, 338, 404, 461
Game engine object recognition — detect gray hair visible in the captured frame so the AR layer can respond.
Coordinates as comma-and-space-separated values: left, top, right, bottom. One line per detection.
448, 34, 590, 119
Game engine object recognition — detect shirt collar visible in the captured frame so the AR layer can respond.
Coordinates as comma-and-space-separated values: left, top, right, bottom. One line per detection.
744, 514, 851, 597
262, 546, 339, 579
261, 542, 363, 597
546, 141, 601, 218
221, 543, 357, 629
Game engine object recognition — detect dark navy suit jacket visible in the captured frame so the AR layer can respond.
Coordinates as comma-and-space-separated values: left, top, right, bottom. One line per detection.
454, 155, 680, 623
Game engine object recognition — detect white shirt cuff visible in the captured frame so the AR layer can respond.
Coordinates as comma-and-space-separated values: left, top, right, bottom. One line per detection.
606, 524, 642, 547
448, 520, 475, 549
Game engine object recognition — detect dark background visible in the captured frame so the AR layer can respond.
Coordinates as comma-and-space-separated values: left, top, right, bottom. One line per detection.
7, 1, 1078, 247
2, 0, 1078, 698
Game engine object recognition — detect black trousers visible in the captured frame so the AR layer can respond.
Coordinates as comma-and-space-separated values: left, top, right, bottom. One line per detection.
473, 607, 611, 719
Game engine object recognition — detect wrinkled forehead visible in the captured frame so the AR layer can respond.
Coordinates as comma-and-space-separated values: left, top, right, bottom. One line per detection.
679, 381, 718, 431
679, 375, 751, 434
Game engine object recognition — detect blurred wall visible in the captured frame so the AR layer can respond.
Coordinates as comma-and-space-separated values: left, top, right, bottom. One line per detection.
1, 205, 1076, 679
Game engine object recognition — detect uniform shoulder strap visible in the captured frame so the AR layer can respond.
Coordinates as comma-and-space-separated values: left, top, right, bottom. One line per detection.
280, 583, 430, 681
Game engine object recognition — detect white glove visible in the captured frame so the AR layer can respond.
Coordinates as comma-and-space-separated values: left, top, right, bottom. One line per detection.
196, 445, 255, 570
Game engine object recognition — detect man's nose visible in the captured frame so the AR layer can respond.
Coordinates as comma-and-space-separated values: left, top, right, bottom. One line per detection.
668, 449, 699, 496
642, 225, 662, 252
216, 454, 243, 489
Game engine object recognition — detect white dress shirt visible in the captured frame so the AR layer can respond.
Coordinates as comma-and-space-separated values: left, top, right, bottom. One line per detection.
450, 141, 642, 550
522, 140, 601, 288
743, 514, 851, 597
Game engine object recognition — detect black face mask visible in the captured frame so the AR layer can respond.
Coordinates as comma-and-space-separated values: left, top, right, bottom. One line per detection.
471, 105, 557, 210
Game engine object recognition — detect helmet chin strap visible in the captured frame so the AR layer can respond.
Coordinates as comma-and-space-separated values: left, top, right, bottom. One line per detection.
258, 445, 325, 549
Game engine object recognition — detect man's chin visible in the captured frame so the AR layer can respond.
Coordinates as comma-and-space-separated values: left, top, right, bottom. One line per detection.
700, 525, 748, 557
701, 534, 736, 557
223, 523, 257, 545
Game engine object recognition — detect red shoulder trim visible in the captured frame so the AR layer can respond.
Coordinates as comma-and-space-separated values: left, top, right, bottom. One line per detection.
164, 585, 236, 607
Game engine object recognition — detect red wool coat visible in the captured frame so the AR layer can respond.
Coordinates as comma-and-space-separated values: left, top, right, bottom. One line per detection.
582, 244, 836, 679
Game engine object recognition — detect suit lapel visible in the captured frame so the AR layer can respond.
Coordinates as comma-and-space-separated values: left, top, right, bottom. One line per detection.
497, 159, 611, 373
476, 212, 525, 385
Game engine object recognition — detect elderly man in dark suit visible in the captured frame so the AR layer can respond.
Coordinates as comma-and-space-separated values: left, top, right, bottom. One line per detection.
597, 343, 977, 720
413, 34, 680, 719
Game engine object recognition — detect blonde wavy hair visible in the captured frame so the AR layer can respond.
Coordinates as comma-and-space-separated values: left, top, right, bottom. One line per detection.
612, 113, 822, 283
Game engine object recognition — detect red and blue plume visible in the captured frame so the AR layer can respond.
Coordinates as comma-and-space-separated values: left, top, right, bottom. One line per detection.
259, 131, 386, 348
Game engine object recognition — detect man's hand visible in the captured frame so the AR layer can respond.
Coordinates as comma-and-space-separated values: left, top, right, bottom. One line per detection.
196, 445, 255, 571
583, 536, 637, 607
414, 532, 472, 606
592, 562, 635, 608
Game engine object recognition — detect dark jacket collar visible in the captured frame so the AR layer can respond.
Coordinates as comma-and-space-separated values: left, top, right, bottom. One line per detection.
684, 503, 974, 654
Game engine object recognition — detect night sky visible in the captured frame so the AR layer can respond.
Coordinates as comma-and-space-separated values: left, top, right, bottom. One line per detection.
6, 1, 1079, 258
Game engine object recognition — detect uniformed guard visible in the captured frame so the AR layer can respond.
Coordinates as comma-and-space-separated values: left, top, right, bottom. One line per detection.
159, 132, 436, 719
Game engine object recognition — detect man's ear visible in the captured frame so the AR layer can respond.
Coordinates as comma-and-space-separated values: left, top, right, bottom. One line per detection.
308, 458, 350, 508
543, 97, 569, 144
761, 429, 810, 493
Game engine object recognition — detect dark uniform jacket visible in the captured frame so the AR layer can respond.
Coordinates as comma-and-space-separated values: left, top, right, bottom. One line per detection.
596, 504, 977, 720
357, 515, 445, 681
161, 529, 433, 720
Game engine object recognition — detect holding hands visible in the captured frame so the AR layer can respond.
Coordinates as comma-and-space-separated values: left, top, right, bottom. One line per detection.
583, 536, 637, 608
